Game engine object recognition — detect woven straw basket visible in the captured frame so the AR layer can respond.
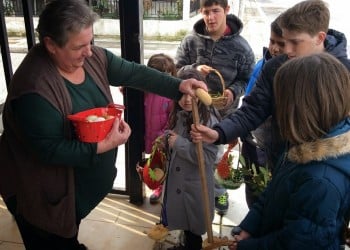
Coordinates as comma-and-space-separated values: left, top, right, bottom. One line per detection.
208, 69, 228, 109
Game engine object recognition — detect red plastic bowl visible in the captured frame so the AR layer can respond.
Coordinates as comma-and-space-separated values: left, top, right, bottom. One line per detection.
67, 104, 124, 143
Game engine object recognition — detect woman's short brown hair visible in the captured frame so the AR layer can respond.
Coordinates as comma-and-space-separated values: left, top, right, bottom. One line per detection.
37, 0, 98, 47
274, 53, 350, 145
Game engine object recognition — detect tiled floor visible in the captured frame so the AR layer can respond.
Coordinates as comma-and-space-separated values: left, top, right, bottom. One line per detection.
0, 184, 249, 250
0, 193, 163, 250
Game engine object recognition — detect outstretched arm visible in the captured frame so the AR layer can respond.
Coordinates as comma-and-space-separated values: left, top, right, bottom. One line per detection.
212, 56, 286, 144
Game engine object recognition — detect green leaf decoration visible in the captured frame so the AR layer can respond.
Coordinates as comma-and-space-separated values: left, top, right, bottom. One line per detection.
238, 156, 272, 196
149, 168, 157, 181
239, 155, 246, 167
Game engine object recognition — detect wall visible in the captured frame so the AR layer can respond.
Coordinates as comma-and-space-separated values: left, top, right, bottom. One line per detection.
4, 0, 240, 38
4, 15, 202, 38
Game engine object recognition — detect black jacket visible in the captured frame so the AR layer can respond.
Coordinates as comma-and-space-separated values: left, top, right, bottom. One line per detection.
214, 29, 350, 166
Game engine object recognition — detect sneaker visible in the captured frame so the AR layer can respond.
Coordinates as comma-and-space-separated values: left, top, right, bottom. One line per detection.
150, 185, 163, 204
215, 192, 229, 215
230, 226, 242, 236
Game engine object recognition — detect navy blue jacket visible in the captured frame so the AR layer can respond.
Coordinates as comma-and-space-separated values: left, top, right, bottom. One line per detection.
238, 118, 350, 249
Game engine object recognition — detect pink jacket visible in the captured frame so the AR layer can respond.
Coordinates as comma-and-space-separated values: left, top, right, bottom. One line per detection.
144, 92, 172, 153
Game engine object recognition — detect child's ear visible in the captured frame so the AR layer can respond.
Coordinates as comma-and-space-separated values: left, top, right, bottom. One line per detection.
316, 31, 327, 45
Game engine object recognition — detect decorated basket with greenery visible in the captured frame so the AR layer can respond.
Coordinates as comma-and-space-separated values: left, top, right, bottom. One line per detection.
215, 141, 272, 194
214, 141, 244, 190
136, 136, 167, 190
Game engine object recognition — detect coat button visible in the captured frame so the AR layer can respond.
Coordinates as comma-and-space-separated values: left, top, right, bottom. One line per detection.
176, 166, 180, 171
176, 189, 181, 194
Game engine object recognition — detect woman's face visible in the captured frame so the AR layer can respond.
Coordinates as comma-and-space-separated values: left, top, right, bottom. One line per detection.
178, 94, 196, 111
47, 26, 94, 73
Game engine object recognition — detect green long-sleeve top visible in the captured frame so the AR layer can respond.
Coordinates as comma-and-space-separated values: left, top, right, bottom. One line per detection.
11, 49, 182, 218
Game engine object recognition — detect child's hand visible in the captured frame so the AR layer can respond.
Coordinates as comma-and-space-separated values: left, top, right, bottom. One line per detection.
167, 131, 177, 148
223, 89, 234, 107
228, 230, 251, 249
234, 230, 250, 241
228, 240, 238, 250
154, 135, 167, 151
190, 124, 219, 144
135, 164, 144, 181
196, 64, 213, 75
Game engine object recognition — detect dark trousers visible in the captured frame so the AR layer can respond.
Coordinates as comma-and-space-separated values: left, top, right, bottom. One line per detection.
4, 196, 84, 250
184, 230, 202, 250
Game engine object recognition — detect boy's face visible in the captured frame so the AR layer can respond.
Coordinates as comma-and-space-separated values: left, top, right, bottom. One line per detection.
200, 4, 229, 38
282, 29, 326, 59
268, 31, 285, 57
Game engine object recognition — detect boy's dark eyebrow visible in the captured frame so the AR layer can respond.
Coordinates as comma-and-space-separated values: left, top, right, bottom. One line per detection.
286, 38, 303, 43
203, 7, 221, 12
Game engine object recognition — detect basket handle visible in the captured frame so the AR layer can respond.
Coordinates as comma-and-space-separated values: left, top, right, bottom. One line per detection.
209, 69, 225, 95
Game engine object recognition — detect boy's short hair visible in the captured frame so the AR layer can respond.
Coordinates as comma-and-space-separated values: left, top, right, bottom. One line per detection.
271, 15, 282, 38
200, 0, 228, 8
279, 0, 329, 36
